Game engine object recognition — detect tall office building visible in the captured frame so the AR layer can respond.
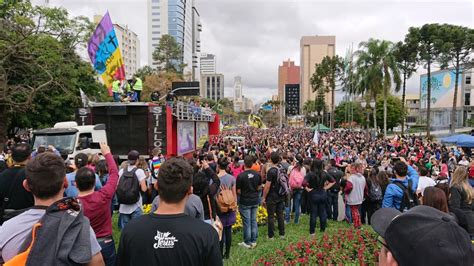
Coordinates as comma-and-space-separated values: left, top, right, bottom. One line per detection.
278, 59, 300, 101
147, 0, 201, 80
192, 2, 202, 80
300, 36, 336, 110
114, 24, 140, 79
233, 76, 243, 112
200, 73, 224, 101
200, 53, 216, 74
93, 15, 140, 79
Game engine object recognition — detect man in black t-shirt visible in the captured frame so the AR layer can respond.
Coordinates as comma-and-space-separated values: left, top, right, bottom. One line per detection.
0, 143, 33, 224
236, 155, 262, 249
117, 157, 222, 266
262, 152, 285, 239
326, 159, 343, 221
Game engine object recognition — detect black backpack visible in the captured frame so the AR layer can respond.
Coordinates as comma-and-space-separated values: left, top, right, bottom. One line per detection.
393, 180, 419, 212
116, 168, 140, 205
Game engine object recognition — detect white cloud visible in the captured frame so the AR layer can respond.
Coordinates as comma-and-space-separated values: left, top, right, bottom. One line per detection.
36, 0, 473, 104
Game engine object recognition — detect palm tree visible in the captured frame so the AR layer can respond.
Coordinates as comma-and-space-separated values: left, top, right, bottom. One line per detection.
355, 39, 401, 136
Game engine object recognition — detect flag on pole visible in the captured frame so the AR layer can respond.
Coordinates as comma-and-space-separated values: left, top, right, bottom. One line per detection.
313, 130, 319, 144
87, 12, 125, 92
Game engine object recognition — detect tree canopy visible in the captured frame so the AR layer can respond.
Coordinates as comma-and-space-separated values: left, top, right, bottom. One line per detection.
152, 34, 186, 73
0, 1, 105, 145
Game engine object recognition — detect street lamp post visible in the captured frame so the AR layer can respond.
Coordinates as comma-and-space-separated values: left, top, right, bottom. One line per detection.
361, 101, 376, 141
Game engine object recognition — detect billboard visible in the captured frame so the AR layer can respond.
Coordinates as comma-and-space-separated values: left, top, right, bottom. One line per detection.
196, 122, 209, 149
177, 121, 195, 155
420, 70, 462, 109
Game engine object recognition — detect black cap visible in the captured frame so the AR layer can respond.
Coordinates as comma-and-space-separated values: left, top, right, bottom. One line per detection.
127, 150, 140, 161
371, 206, 474, 266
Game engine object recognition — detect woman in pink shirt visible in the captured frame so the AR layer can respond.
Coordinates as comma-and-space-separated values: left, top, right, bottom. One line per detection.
229, 155, 243, 179
77, 143, 119, 266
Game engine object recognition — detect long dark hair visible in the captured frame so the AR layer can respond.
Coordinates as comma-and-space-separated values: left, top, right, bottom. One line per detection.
311, 158, 324, 175
294, 154, 303, 171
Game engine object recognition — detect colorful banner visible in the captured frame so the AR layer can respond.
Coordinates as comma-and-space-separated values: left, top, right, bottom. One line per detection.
420, 70, 462, 109
248, 114, 266, 129
196, 122, 209, 149
87, 12, 125, 90
177, 121, 195, 155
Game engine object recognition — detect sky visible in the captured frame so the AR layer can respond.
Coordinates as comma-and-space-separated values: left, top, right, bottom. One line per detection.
36, 0, 473, 104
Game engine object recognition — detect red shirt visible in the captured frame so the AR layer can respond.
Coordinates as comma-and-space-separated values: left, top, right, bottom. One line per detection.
78, 153, 118, 238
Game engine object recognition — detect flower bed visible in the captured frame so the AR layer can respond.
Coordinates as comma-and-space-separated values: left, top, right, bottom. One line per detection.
254, 228, 380, 265
232, 206, 268, 231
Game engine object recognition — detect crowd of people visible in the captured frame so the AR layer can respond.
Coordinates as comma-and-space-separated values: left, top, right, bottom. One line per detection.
0, 127, 473, 265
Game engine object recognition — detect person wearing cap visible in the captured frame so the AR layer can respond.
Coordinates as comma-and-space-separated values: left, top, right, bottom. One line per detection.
382, 160, 419, 211
64, 153, 103, 198
371, 205, 474, 266
118, 150, 148, 230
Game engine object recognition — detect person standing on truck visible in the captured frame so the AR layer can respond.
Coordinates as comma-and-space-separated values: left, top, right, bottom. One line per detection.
112, 78, 121, 102
133, 76, 143, 102
117, 150, 148, 230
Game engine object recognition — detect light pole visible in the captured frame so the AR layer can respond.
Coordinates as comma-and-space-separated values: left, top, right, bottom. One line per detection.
362, 101, 376, 141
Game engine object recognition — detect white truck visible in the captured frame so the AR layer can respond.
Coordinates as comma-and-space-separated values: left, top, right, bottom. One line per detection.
32, 121, 107, 160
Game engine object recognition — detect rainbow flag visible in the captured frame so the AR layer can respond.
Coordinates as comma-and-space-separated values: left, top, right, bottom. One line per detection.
87, 11, 125, 91
152, 158, 162, 170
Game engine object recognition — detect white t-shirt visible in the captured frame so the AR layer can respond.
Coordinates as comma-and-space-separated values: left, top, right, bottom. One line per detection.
417, 176, 436, 196
118, 166, 146, 214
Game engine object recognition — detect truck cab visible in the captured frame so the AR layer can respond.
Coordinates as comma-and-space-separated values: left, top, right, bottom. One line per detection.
32, 121, 107, 160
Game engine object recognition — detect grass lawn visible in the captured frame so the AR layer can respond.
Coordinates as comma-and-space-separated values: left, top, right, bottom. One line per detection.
112, 213, 375, 265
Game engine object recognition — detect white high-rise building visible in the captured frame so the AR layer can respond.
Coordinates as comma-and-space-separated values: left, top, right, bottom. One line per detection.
192, 2, 202, 81
114, 24, 140, 79
200, 53, 216, 74
93, 15, 141, 79
234, 76, 242, 101
147, 0, 201, 81
234, 76, 243, 112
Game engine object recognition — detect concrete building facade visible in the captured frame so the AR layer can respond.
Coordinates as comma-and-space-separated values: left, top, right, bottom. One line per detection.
200, 73, 224, 101
113, 24, 140, 79
278, 59, 300, 101
300, 36, 336, 111
200, 53, 216, 74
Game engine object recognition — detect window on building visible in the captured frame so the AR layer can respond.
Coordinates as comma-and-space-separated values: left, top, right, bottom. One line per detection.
465, 93, 471, 106
152, 0, 159, 2
152, 12, 160, 16
152, 31, 160, 34
152, 25, 160, 28
152, 19, 160, 22
152, 37, 160, 40
467, 76, 471, 85
152, 6, 160, 9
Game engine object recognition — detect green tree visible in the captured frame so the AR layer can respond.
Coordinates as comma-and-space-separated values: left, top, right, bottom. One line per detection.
375, 94, 404, 131
405, 24, 443, 138
152, 34, 186, 73
134, 65, 154, 81
356, 39, 401, 136
0, 1, 103, 146
310, 55, 345, 130
393, 40, 418, 136
334, 101, 364, 127
437, 24, 474, 133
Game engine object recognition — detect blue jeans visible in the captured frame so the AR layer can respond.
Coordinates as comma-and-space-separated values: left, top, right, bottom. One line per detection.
285, 189, 303, 224
345, 203, 352, 223
98, 238, 116, 266
113, 92, 121, 102
239, 204, 258, 245
310, 190, 328, 234
326, 191, 339, 221
119, 207, 143, 230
